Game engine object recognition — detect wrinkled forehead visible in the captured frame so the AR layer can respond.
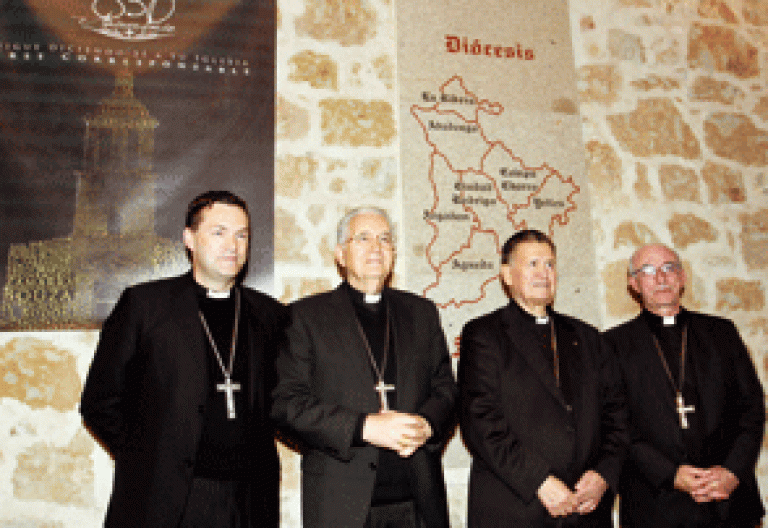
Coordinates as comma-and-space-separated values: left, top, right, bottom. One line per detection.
633, 245, 679, 267
349, 212, 391, 234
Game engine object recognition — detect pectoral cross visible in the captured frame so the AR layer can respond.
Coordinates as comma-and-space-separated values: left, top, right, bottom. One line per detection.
375, 379, 395, 412
217, 377, 241, 420
676, 392, 695, 429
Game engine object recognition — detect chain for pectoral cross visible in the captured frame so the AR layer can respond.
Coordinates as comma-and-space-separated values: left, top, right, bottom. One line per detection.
651, 325, 694, 429
199, 289, 241, 420
355, 305, 393, 412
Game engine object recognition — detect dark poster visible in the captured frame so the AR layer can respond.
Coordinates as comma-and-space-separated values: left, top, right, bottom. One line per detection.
0, 0, 275, 329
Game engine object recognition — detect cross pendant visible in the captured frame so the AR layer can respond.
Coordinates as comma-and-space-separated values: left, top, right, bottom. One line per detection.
676, 392, 695, 429
217, 377, 241, 420
374, 379, 395, 412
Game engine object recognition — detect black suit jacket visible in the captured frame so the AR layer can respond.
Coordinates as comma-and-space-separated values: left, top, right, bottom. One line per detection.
604, 310, 765, 528
459, 304, 628, 528
271, 285, 457, 528
80, 272, 287, 528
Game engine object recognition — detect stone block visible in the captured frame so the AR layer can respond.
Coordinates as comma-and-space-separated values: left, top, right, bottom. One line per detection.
320, 99, 395, 147
276, 155, 319, 199
277, 96, 310, 141
754, 96, 768, 122
659, 164, 701, 202
603, 259, 640, 319
634, 163, 654, 199
295, 0, 377, 46
275, 207, 310, 263
668, 213, 718, 249
688, 24, 759, 78
704, 113, 768, 166
288, 51, 338, 90
585, 140, 622, 195
0, 337, 81, 411
13, 431, 94, 507
716, 278, 765, 311
607, 98, 700, 159
613, 221, 658, 249
743, 0, 768, 26
739, 209, 768, 270
697, 0, 738, 23
701, 161, 745, 203
690, 76, 744, 105
609, 29, 646, 63
577, 65, 622, 105
629, 75, 680, 91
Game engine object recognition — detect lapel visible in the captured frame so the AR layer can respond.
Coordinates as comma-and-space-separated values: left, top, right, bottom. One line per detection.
168, 274, 209, 396
387, 290, 416, 411
684, 312, 724, 433
500, 304, 570, 411
239, 287, 260, 408
557, 315, 585, 415
326, 286, 381, 411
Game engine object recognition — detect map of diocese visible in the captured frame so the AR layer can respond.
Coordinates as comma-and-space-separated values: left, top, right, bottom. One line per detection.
410, 76, 581, 310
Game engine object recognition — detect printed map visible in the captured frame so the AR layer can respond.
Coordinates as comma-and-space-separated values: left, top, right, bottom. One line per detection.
410, 76, 581, 312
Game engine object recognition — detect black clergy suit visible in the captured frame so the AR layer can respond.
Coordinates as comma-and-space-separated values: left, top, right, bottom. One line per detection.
459, 301, 628, 527
80, 272, 287, 528
604, 309, 765, 528
271, 284, 457, 528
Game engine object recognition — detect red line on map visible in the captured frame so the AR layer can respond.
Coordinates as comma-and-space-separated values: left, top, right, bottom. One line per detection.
411, 75, 579, 309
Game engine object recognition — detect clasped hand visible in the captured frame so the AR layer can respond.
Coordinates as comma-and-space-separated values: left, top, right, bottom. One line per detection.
674, 465, 739, 502
362, 411, 433, 457
537, 471, 608, 518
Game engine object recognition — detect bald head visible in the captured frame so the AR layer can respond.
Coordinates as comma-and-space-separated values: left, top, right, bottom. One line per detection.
628, 244, 686, 316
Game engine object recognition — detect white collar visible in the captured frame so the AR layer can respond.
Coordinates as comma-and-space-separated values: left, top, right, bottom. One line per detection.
207, 289, 232, 299
364, 293, 381, 304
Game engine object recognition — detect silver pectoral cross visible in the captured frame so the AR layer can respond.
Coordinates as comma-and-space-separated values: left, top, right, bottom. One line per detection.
217, 377, 241, 420
375, 379, 395, 412
676, 392, 695, 429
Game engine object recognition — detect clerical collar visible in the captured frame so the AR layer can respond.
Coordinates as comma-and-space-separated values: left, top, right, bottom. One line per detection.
194, 280, 235, 301
343, 281, 385, 310
642, 308, 687, 329
508, 298, 551, 324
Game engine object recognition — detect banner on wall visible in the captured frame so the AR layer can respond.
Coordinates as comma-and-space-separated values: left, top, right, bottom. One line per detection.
0, 0, 275, 329
397, 0, 599, 355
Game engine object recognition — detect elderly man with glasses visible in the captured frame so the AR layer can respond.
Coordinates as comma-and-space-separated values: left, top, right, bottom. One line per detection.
603, 243, 765, 528
272, 207, 457, 528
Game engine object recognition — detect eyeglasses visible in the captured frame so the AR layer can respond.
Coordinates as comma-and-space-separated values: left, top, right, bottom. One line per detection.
631, 262, 681, 277
347, 233, 395, 248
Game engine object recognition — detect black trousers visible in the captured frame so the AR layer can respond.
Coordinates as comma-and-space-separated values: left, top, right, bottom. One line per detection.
178, 477, 247, 528
364, 501, 426, 528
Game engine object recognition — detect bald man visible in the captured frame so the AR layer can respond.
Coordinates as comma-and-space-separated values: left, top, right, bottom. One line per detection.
604, 243, 765, 528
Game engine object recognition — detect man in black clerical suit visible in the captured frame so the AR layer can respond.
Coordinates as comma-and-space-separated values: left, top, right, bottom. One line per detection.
80, 191, 287, 528
272, 207, 457, 528
459, 229, 628, 527
603, 243, 765, 528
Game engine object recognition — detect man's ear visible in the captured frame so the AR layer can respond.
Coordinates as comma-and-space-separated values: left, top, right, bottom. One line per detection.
334, 244, 345, 268
182, 227, 194, 253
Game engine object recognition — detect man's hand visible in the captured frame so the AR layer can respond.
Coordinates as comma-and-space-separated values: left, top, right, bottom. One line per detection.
362, 411, 432, 457
537, 475, 577, 518
674, 465, 712, 502
574, 470, 608, 515
705, 466, 739, 501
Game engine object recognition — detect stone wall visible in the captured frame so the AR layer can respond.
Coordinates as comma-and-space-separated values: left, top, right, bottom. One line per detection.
1, 0, 766, 526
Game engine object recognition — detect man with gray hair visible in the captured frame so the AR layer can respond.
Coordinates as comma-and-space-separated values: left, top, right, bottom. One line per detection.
272, 207, 457, 528
604, 243, 764, 528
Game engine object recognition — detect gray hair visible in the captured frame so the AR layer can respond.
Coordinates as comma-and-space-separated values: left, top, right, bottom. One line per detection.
336, 207, 393, 245
628, 243, 682, 275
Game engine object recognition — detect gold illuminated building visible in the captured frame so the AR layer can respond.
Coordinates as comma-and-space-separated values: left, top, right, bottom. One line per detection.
2, 72, 187, 328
